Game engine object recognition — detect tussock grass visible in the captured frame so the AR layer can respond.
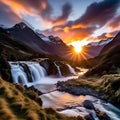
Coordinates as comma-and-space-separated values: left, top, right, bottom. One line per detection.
0, 98, 17, 120
0, 77, 85, 120
65, 74, 120, 105
99, 74, 120, 103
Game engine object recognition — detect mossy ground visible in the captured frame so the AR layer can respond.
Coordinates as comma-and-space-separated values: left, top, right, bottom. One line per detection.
64, 74, 120, 106
0, 77, 85, 120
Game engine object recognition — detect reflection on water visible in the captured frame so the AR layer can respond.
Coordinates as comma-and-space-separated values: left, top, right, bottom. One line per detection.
40, 90, 120, 119
41, 91, 85, 109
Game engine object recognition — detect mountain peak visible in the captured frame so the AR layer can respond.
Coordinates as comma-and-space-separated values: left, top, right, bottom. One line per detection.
13, 22, 28, 29
100, 31, 120, 55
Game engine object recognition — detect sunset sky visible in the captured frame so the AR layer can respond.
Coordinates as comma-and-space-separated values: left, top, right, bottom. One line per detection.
0, 0, 120, 43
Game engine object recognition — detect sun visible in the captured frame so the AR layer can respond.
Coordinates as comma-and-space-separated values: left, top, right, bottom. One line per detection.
72, 42, 82, 53
70, 40, 88, 53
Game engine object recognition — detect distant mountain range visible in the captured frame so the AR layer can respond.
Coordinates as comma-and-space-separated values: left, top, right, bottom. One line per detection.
82, 38, 113, 58
6, 22, 71, 58
0, 22, 118, 62
85, 31, 120, 76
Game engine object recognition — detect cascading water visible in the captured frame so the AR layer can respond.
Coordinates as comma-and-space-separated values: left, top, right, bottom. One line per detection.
54, 62, 62, 77
9, 61, 76, 85
26, 63, 46, 82
9, 61, 120, 119
9, 62, 47, 85
10, 63, 28, 84
66, 64, 76, 75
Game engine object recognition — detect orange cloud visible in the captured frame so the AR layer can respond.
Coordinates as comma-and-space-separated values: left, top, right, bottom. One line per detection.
71, 24, 87, 29
1, 0, 47, 18
64, 27, 69, 33
53, 27, 62, 31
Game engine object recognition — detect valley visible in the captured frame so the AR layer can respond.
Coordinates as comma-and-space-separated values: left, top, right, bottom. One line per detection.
0, 22, 120, 120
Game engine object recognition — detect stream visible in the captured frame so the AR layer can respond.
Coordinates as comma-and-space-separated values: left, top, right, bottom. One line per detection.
9, 61, 120, 120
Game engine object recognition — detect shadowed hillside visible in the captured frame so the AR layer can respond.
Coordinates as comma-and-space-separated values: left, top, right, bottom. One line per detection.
85, 32, 120, 76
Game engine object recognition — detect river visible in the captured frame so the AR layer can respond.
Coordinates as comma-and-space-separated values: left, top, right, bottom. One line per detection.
9, 61, 120, 120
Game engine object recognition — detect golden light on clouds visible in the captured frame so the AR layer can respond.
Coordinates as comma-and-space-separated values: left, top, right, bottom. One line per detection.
64, 27, 69, 33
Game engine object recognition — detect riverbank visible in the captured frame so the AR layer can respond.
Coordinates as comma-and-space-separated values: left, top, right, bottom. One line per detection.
57, 74, 120, 108
0, 77, 85, 120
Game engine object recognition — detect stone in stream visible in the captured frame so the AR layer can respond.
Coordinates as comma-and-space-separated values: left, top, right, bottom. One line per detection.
95, 108, 111, 120
83, 100, 95, 110
83, 100, 111, 120
84, 114, 95, 120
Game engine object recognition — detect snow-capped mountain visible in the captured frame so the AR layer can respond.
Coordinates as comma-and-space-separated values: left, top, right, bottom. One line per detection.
87, 38, 113, 47
100, 32, 120, 55
83, 38, 113, 58
6, 22, 72, 59
1, 22, 115, 61
35, 31, 65, 45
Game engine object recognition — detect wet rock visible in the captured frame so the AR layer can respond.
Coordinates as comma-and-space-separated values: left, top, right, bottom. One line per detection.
95, 108, 111, 120
57, 81, 99, 97
40, 59, 58, 75
28, 85, 43, 95
55, 61, 71, 76
85, 114, 95, 120
83, 100, 95, 110
19, 63, 33, 82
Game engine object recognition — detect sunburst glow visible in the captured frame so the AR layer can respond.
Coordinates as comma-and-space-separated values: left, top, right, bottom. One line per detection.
70, 40, 88, 53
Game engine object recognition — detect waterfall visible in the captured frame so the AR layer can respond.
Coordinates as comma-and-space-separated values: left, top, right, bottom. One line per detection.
9, 61, 75, 85
19, 63, 33, 82
54, 62, 62, 77
27, 63, 47, 82
66, 64, 76, 75
10, 63, 28, 85
9, 62, 47, 85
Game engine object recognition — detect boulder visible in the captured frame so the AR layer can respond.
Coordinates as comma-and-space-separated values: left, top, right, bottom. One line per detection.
83, 100, 95, 110
55, 61, 71, 76
40, 59, 58, 75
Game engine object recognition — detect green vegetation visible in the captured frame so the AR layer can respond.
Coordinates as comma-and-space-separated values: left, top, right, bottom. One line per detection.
100, 74, 120, 104
0, 77, 85, 120
64, 74, 120, 106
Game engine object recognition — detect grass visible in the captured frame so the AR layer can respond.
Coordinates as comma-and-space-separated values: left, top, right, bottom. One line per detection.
64, 74, 120, 106
0, 77, 85, 120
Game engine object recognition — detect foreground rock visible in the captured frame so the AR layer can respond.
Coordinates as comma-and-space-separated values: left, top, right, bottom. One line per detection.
57, 74, 120, 108
83, 100, 110, 120
83, 100, 95, 110
57, 81, 103, 98
95, 108, 111, 120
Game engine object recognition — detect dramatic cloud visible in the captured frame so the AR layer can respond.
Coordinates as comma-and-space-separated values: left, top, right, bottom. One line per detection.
41, 25, 95, 43
1, 0, 48, 17
106, 31, 119, 38
0, 1, 21, 27
40, 2, 72, 26
93, 30, 119, 41
40, 2, 53, 21
52, 3, 72, 25
41, 0, 120, 43
72, 0, 120, 28
108, 15, 120, 29
0, 0, 120, 43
